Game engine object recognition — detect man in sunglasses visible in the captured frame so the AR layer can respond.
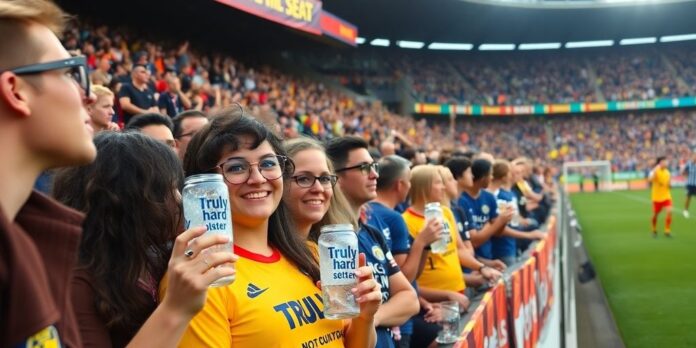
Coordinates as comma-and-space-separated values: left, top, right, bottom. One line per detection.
0, 0, 96, 346
327, 136, 419, 348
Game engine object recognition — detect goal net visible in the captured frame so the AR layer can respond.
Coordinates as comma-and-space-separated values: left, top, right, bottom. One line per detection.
562, 160, 613, 193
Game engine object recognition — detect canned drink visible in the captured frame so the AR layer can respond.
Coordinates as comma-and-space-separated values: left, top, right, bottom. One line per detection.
318, 224, 360, 319
182, 173, 234, 287
425, 202, 448, 254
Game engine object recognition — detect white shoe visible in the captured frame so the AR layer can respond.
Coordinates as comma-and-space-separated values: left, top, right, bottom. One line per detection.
684, 210, 690, 218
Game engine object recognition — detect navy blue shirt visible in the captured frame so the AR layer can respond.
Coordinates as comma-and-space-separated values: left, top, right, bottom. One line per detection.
492, 189, 517, 258
367, 202, 411, 254
458, 190, 499, 260
366, 202, 414, 337
358, 222, 400, 348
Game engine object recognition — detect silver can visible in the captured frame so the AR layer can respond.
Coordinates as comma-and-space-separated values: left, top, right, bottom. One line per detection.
425, 202, 448, 254
182, 173, 234, 287
318, 224, 360, 319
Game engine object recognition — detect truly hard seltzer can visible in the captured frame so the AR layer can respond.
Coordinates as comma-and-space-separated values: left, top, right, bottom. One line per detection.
318, 224, 360, 319
424, 202, 448, 254
182, 173, 234, 287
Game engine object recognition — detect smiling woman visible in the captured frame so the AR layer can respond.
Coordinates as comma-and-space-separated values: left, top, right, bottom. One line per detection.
283, 137, 356, 241
169, 108, 381, 347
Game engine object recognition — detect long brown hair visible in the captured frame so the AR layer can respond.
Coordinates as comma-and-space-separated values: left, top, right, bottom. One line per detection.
183, 108, 320, 282
283, 137, 357, 242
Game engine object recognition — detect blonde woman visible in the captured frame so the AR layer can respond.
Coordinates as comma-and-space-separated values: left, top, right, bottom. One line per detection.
402, 165, 501, 310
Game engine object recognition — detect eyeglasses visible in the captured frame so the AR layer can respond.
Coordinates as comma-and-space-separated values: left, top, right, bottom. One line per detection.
1, 56, 90, 96
335, 162, 380, 176
215, 155, 294, 185
176, 130, 197, 139
291, 174, 338, 188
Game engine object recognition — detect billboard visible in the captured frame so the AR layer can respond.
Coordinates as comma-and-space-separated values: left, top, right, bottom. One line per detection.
215, 0, 322, 34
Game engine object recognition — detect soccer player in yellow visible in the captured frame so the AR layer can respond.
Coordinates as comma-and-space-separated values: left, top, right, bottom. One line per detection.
649, 156, 672, 237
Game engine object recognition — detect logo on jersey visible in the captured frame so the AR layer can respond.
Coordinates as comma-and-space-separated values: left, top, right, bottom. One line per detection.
247, 283, 269, 298
21, 325, 60, 348
371, 245, 385, 261
481, 204, 490, 215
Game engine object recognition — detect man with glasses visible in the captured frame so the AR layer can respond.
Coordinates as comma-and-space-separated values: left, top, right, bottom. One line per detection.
0, 1, 96, 346
118, 63, 157, 124
327, 136, 419, 348
172, 110, 208, 161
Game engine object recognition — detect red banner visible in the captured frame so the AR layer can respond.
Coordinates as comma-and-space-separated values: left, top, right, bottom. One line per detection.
319, 11, 357, 46
533, 217, 556, 330
511, 259, 539, 348
455, 282, 509, 348
215, 0, 322, 34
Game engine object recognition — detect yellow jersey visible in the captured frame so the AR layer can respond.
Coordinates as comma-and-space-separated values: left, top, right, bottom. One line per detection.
160, 246, 346, 347
402, 206, 466, 293
651, 168, 671, 202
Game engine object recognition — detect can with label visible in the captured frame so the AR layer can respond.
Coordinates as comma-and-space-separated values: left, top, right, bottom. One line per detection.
182, 173, 234, 287
318, 224, 360, 319
425, 202, 448, 254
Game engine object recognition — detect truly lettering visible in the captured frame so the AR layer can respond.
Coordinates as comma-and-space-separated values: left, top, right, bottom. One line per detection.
273, 294, 325, 330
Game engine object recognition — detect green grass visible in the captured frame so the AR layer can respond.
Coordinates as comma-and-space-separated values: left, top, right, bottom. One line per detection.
570, 189, 696, 348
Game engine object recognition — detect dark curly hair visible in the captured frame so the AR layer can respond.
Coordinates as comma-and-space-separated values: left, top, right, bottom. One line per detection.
53, 131, 183, 338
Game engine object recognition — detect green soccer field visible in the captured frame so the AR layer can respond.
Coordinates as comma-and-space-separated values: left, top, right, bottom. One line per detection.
570, 189, 696, 348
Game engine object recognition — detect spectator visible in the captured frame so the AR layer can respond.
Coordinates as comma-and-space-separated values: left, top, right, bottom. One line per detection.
158, 75, 191, 117
87, 85, 119, 133
118, 64, 157, 124
125, 113, 176, 151
172, 110, 208, 161
53, 132, 236, 347
172, 112, 381, 347
327, 136, 420, 348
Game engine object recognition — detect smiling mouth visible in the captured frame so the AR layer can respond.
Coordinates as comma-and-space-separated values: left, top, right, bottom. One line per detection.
243, 191, 270, 199
303, 199, 324, 206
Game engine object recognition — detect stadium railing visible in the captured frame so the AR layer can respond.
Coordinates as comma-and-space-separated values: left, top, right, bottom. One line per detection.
439, 189, 578, 348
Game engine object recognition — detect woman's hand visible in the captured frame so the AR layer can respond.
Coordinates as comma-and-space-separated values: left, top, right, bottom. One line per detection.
353, 253, 382, 322
416, 218, 444, 246
161, 226, 237, 319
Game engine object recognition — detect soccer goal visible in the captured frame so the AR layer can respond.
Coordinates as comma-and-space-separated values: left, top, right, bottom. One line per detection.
562, 160, 613, 193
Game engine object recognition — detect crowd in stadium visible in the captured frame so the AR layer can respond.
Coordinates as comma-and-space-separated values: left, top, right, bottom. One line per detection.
3, 0, 696, 347
310, 47, 696, 106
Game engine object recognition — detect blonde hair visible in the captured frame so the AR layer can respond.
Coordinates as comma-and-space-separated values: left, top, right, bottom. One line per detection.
0, 0, 68, 70
92, 85, 114, 99
283, 137, 357, 242
409, 164, 440, 206
436, 165, 455, 205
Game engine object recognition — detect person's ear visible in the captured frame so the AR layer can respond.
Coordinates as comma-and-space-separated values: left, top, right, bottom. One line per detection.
0, 72, 32, 118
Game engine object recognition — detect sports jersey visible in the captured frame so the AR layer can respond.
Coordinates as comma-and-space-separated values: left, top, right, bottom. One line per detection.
684, 161, 696, 186
161, 246, 345, 348
651, 167, 672, 202
366, 202, 414, 337
491, 189, 516, 259
449, 201, 472, 242
358, 222, 401, 348
367, 202, 411, 254
402, 207, 466, 293
458, 190, 499, 260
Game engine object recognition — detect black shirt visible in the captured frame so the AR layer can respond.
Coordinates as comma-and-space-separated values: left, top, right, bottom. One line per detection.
118, 83, 156, 123
158, 92, 184, 118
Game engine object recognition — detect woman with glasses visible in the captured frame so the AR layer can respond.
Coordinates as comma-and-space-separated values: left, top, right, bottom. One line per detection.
167, 110, 381, 347
53, 132, 236, 347
282, 137, 356, 241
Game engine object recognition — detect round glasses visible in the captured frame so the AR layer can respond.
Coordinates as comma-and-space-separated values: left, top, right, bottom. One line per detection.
215, 155, 294, 185
291, 174, 338, 188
